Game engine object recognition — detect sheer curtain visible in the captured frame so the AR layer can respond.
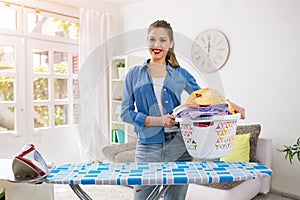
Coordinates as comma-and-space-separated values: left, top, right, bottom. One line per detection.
78, 8, 111, 162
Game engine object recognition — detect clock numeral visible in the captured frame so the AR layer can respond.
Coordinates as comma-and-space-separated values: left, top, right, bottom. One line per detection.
195, 56, 201, 62
212, 35, 217, 43
212, 58, 218, 65
192, 50, 202, 54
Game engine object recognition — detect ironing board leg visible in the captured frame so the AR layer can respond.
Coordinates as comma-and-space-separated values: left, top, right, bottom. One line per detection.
146, 185, 170, 200
69, 185, 93, 200
154, 185, 170, 200
146, 185, 161, 200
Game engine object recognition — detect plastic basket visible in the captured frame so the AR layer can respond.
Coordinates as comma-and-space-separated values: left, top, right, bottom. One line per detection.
178, 113, 240, 160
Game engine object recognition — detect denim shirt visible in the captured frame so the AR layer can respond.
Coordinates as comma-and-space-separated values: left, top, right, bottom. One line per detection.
121, 59, 200, 144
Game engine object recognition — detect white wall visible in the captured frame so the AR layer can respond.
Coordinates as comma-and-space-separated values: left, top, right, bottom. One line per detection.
119, 0, 300, 197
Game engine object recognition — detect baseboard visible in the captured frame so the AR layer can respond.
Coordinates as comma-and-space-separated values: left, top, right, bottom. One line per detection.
271, 188, 300, 200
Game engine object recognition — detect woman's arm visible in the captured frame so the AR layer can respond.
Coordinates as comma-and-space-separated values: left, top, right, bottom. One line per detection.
229, 101, 245, 119
144, 115, 177, 128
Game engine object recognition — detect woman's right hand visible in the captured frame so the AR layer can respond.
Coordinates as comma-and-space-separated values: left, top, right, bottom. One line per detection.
145, 115, 178, 128
162, 114, 178, 128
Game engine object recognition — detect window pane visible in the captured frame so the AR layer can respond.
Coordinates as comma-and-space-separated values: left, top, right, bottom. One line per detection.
73, 104, 79, 124
0, 6, 17, 30
54, 51, 68, 74
54, 78, 68, 99
0, 45, 15, 72
72, 54, 78, 74
33, 49, 49, 73
0, 105, 14, 132
0, 76, 14, 101
72, 79, 79, 99
27, 13, 79, 40
34, 105, 49, 128
55, 104, 68, 126
33, 78, 49, 100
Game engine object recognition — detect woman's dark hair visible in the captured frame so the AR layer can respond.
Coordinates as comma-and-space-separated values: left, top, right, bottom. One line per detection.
148, 20, 180, 68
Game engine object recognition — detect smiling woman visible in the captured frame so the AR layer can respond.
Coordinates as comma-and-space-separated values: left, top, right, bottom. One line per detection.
120, 19, 201, 200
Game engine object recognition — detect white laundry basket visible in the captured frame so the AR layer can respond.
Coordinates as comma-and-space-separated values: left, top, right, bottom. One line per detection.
178, 113, 240, 160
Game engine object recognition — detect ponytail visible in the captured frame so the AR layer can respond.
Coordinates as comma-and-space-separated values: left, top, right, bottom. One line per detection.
166, 47, 180, 68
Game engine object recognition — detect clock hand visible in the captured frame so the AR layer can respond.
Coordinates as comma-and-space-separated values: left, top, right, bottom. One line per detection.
208, 43, 210, 54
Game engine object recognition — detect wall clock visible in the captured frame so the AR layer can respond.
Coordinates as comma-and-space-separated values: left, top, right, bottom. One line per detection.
191, 29, 230, 73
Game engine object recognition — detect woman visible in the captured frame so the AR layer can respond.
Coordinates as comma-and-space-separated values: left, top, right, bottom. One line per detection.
121, 20, 245, 200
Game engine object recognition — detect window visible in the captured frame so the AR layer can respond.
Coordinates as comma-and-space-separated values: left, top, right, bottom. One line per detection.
28, 40, 79, 128
0, 3, 22, 35
0, 4, 79, 134
25, 7, 79, 41
0, 6, 16, 30
0, 35, 22, 133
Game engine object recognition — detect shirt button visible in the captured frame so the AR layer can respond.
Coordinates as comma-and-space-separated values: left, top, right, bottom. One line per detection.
165, 101, 168, 103
164, 88, 166, 91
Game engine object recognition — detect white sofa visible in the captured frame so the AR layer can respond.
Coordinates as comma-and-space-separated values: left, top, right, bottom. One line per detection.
186, 137, 272, 200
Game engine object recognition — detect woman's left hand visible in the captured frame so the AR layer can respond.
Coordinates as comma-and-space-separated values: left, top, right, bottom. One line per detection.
230, 101, 245, 119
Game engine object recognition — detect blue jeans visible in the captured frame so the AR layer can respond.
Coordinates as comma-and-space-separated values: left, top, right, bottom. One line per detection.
134, 131, 192, 200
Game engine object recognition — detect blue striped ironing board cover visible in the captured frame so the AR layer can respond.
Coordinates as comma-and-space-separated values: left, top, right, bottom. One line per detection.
45, 161, 272, 185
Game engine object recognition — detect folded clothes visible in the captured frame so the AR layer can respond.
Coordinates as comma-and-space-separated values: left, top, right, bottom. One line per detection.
173, 103, 231, 119
178, 88, 234, 114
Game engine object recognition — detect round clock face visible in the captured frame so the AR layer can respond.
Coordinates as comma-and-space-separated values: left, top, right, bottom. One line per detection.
191, 29, 230, 73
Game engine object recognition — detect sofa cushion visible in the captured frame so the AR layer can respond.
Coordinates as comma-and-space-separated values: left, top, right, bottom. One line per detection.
102, 142, 136, 162
114, 150, 136, 163
200, 181, 244, 190
236, 124, 261, 162
220, 133, 251, 162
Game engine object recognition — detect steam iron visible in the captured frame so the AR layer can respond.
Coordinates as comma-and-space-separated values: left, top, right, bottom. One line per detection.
9, 144, 51, 183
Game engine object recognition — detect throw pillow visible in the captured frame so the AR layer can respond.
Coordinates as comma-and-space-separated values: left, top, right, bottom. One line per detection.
236, 124, 261, 162
220, 133, 251, 162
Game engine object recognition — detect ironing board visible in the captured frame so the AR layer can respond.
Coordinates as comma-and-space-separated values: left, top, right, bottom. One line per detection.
45, 161, 272, 200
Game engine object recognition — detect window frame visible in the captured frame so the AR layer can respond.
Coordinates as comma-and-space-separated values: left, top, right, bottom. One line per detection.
0, 35, 24, 134
0, 5, 79, 135
0, 3, 23, 36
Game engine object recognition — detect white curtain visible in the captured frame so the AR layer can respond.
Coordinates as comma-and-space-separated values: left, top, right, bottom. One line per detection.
78, 8, 111, 163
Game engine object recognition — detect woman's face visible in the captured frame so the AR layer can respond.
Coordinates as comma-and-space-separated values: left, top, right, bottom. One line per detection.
147, 27, 174, 65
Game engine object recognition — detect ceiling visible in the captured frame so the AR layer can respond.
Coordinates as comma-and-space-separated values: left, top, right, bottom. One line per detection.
102, 0, 139, 6
45, 0, 139, 8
